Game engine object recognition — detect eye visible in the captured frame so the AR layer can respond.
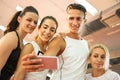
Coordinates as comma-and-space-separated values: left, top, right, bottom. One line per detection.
27, 19, 32, 22
34, 21, 38, 25
93, 55, 98, 58
76, 17, 81, 21
42, 24, 48, 29
50, 28, 56, 32
43, 26, 47, 29
69, 17, 74, 20
101, 55, 105, 59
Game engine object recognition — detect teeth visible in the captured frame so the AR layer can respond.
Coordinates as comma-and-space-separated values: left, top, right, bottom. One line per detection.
97, 64, 103, 68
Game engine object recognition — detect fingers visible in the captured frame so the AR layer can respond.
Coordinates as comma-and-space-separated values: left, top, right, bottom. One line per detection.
21, 53, 37, 61
21, 54, 44, 72
23, 64, 44, 72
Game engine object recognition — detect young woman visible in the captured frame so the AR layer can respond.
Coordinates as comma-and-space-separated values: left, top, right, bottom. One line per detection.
0, 6, 39, 80
13, 16, 58, 80
85, 44, 120, 80
18, 3, 89, 80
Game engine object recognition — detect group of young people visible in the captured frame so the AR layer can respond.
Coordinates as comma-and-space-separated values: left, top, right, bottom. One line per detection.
0, 2, 120, 80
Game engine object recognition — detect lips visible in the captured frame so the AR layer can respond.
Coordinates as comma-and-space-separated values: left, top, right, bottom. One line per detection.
96, 63, 103, 68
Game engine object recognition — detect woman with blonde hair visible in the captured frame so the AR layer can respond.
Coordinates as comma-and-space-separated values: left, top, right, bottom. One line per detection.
85, 44, 120, 80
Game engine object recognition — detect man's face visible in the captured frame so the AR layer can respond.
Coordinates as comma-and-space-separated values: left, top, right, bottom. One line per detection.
67, 9, 85, 33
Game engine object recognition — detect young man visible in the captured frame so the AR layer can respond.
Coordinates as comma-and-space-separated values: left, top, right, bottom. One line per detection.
19, 3, 89, 80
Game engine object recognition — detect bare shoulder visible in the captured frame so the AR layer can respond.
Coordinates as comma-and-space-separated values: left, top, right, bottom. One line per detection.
54, 32, 67, 38
0, 32, 18, 49
22, 43, 34, 54
45, 34, 66, 56
50, 34, 65, 46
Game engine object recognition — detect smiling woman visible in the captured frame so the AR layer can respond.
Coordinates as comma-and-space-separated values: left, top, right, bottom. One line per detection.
12, 16, 58, 80
0, 6, 39, 80
85, 44, 120, 80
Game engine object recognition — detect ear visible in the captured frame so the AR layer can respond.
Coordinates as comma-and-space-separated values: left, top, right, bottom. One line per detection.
84, 19, 87, 23
88, 56, 91, 63
17, 16, 22, 23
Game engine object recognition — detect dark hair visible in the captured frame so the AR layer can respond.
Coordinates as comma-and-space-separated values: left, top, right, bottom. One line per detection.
4, 6, 39, 35
66, 3, 87, 19
39, 16, 58, 32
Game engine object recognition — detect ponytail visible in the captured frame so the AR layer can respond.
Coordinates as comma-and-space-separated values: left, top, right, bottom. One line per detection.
4, 6, 39, 35
4, 11, 21, 35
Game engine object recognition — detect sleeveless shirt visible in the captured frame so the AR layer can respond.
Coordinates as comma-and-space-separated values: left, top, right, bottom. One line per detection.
85, 69, 120, 80
0, 31, 21, 80
24, 41, 48, 80
50, 36, 89, 80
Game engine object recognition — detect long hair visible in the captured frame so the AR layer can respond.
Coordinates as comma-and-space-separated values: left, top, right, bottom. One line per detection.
89, 44, 110, 70
4, 6, 39, 35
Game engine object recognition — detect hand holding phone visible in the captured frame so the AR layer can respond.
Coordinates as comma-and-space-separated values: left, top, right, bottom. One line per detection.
38, 56, 59, 70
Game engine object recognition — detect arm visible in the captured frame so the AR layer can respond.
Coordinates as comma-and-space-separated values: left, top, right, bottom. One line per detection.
21, 36, 65, 72
13, 43, 35, 80
0, 32, 17, 71
44, 35, 65, 56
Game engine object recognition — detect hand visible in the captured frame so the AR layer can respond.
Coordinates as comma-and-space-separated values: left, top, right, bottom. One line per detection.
21, 54, 45, 72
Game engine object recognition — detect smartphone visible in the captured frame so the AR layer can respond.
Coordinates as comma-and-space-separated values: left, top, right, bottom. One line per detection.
38, 56, 59, 70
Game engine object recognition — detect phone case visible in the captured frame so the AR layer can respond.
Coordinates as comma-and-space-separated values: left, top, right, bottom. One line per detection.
38, 56, 59, 70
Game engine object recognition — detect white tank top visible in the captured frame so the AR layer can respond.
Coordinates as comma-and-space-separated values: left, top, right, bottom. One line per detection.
24, 41, 48, 80
85, 69, 120, 80
50, 36, 89, 80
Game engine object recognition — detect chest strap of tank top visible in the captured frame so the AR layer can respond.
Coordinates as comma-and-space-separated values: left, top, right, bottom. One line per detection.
14, 31, 20, 47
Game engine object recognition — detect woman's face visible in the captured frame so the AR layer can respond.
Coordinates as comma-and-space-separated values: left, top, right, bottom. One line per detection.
90, 47, 106, 70
18, 12, 39, 34
38, 19, 57, 42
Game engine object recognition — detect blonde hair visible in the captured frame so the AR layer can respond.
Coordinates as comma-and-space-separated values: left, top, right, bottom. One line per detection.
89, 44, 110, 70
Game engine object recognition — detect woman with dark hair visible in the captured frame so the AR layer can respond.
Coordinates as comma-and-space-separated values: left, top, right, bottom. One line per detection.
17, 3, 89, 80
12, 16, 58, 80
0, 6, 39, 80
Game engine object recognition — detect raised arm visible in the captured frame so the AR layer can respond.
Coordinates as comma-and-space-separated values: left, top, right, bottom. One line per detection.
44, 35, 65, 56
19, 36, 65, 72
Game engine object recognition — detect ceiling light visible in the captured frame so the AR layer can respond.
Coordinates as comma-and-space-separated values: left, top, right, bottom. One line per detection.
37, 19, 41, 26
16, 5, 23, 11
75, 0, 98, 16
0, 25, 6, 31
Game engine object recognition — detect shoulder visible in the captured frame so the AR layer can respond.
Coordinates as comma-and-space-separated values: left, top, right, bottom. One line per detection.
106, 69, 120, 79
109, 70, 120, 77
2, 31, 18, 42
50, 34, 65, 45
0, 31, 18, 49
22, 42, 34, 53
85, 73, 92, 80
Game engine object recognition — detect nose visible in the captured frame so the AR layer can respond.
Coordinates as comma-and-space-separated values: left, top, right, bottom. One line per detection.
31, 21, 37, 27
97, 57, 102, 62
46, 29, 51, 34
73, 19, 78, 26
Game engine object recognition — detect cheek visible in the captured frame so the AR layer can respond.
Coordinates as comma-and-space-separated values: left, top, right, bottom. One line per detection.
50, 32, 55, 37
90, 57, 96, 64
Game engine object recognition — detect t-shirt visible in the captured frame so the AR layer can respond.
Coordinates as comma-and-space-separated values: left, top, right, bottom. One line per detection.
85, 69, 120, 80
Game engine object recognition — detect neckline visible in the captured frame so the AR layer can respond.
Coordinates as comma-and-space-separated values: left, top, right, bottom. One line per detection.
66, 36, 83, 41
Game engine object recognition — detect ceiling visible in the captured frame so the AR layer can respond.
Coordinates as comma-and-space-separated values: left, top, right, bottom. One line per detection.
0, 0, 120, 59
